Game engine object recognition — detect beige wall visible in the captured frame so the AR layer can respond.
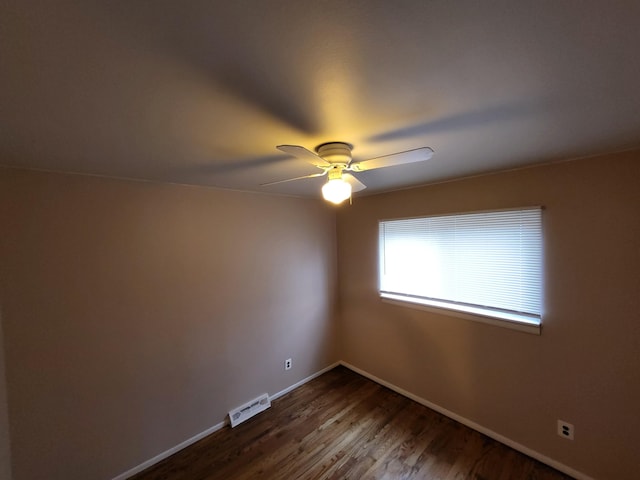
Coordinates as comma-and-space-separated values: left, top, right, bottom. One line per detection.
0, 168, 338, 479
336, 151, 640, 480
1, 151, 638, 480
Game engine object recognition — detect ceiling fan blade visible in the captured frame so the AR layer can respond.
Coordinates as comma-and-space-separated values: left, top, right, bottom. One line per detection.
350, 147, 434, 172
277, 145, 331, 167
260, 171, 327, 186
342, 173, 367, 192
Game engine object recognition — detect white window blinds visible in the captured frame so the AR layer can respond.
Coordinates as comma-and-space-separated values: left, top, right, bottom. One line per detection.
379, 208, 542, 319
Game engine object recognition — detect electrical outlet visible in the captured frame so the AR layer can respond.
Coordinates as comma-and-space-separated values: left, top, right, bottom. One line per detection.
557, 420, 574, 440
285, 358, 292, 371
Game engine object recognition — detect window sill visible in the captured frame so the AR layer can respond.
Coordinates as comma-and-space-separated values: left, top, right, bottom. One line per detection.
380, 293, 541, 335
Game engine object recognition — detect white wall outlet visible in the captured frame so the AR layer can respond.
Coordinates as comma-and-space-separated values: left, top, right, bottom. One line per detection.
557, 420, 574, 440
284, 358, 292, 371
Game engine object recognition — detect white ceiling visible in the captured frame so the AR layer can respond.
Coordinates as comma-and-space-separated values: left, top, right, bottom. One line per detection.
2, 1, 640, 198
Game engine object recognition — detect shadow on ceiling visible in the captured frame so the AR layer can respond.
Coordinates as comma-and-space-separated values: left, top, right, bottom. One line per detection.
368, 102, 538, 143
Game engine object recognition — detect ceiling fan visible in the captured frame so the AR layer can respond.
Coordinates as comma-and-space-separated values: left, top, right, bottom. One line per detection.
262, 142, 435, 204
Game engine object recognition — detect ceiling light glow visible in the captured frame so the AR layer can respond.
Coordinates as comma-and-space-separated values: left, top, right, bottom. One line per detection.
322, 178, 351, 204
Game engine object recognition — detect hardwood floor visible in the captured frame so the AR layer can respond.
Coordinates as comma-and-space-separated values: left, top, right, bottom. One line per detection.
131, 366, 573, 480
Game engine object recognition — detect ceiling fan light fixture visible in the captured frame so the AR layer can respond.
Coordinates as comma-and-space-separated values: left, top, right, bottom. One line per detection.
322, 178, 351, 204
273, 142, 433, 205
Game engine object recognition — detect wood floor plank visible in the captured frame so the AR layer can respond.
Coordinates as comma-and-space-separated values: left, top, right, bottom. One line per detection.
130, 366, 574, 480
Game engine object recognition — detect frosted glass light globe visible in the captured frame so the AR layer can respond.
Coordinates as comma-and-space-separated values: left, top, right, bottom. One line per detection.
322, 178, 352, 204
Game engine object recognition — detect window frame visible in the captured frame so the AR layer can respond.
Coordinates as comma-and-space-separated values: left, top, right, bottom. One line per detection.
378, 207, 543, 335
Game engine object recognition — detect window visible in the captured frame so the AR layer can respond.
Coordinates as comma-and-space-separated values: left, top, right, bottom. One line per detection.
378, 207, 542, 333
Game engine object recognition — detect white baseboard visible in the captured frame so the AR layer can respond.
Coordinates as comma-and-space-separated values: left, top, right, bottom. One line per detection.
270, 361, 340, 401
339, 361, 594, 480
111, 420, 227, 480
111, 361, 340, 480
113, 360, 593, 480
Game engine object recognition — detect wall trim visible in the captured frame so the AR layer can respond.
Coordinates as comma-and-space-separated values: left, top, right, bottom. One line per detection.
111, 361, 340, 480
270, 362, 340, 401
339, 361, 594, 480
112, 360, 593, 480
110, 420, 227, 480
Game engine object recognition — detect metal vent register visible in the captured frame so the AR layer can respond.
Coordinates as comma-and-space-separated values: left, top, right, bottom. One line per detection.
228, 393, 271, 427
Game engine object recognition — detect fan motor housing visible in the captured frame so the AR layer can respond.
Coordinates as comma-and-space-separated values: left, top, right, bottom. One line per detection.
316, 142, 353, 165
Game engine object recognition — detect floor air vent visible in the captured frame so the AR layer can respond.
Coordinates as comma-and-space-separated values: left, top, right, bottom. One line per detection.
229, 393, 271, 427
